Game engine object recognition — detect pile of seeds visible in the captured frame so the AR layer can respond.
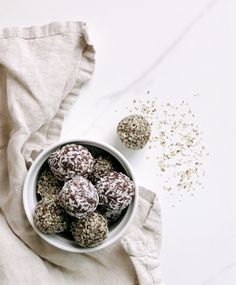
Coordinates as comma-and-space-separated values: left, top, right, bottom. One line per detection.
122, 93, 208, 203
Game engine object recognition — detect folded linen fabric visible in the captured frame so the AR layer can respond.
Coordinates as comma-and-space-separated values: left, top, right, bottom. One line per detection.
0, 21, 163, 285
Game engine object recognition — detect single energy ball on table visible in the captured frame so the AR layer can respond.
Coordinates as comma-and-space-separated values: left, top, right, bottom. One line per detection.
70, 212, 108, 247
117, 114, 151, 149
34, 196, 69, 234
96, 171, 135, 221
59, 176, 99, 218
37, 168, 62, 198
48, 144, 94, 181
90, 155, 114, 183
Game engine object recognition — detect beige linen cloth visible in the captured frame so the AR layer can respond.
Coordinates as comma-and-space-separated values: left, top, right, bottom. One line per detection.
0, 22, 163, 285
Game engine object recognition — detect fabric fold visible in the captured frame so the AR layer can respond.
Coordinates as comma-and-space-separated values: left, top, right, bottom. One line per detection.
0, 21, 163, 285
121, 191, 164, 285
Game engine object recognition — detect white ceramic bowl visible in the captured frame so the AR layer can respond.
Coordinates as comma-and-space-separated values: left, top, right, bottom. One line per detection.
23, 139, 138, 253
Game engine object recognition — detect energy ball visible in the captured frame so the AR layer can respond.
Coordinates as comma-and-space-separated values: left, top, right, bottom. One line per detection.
90, 155, 114, 183
117, 114, 151, 149
97, 205, 124, 223
59, 176, 99, 218
37, 168, 62, 198
96, 171, 135, 219
70, 212, 108, 247
34, 196, 69, 234
48, 144, 94, 181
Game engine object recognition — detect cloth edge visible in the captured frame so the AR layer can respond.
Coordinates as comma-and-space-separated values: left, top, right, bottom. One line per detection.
46, 23, 95, 143
0, 21, 86, 39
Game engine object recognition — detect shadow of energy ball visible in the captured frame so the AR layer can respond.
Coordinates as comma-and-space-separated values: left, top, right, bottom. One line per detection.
117, 115, 151, 149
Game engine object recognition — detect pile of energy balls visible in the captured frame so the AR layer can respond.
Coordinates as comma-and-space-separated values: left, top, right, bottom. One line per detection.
34, 143, 135, 248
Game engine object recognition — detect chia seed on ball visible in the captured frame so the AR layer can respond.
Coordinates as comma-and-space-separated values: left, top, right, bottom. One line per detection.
117, 114, 151, 149
90, 155, 114, 183
33, 196, 69, 234
37, 168, 62, 198
48, 144, 94, 181
70, 212, 108, 247
59, 176, 99, 218
96, 171, 135, 219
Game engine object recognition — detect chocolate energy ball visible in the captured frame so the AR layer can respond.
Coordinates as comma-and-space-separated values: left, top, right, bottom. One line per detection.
117, 114, 151, 149
97, 205, 124, 223
96, 171, 135, 219
37, 168, 62, 198
70, 212, 108, 247
90, 155, 114, 183
48, 144, 94, 181
34, 196, 69, 234
59, 176, 99, 218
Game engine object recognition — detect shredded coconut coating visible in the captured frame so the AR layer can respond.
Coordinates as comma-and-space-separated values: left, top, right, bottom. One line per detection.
70, 212, 108, 247
117, 114, 151, 149
48, 144, 94, 181
90, 156, 114, 183
37, 168, 62, 198
59, 176, 99, 218
96, 171, 135, 219
33, 196, 69, 234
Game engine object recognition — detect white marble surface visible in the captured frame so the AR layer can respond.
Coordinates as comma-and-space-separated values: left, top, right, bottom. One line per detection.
1, 0, 236, 284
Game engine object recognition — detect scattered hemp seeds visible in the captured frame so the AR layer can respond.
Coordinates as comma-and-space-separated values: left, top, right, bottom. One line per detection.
122, 94, 208, 202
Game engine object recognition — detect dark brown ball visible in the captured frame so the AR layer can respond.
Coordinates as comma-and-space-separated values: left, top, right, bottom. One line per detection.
96, 171, 135, 220
59, 176, 99, 218
48, 144, 94, 181
97, 205, 124, 223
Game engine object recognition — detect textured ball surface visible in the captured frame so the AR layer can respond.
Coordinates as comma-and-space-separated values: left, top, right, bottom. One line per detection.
48, 144, 94, 181
117, 115, 151, 149
59, 176, 99, 218
97, 205, 124, 223
96, 171, 135, 219
34, 196, 69, 234
71, 212, 108, 247
37, 168, 62, 198
90, 155, 114, 183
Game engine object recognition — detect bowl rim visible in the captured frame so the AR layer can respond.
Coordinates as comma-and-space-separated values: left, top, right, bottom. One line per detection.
23, 138, 138, 253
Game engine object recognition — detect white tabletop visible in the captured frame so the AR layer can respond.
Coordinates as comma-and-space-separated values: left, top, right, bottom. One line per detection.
1, 0, 236, 284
